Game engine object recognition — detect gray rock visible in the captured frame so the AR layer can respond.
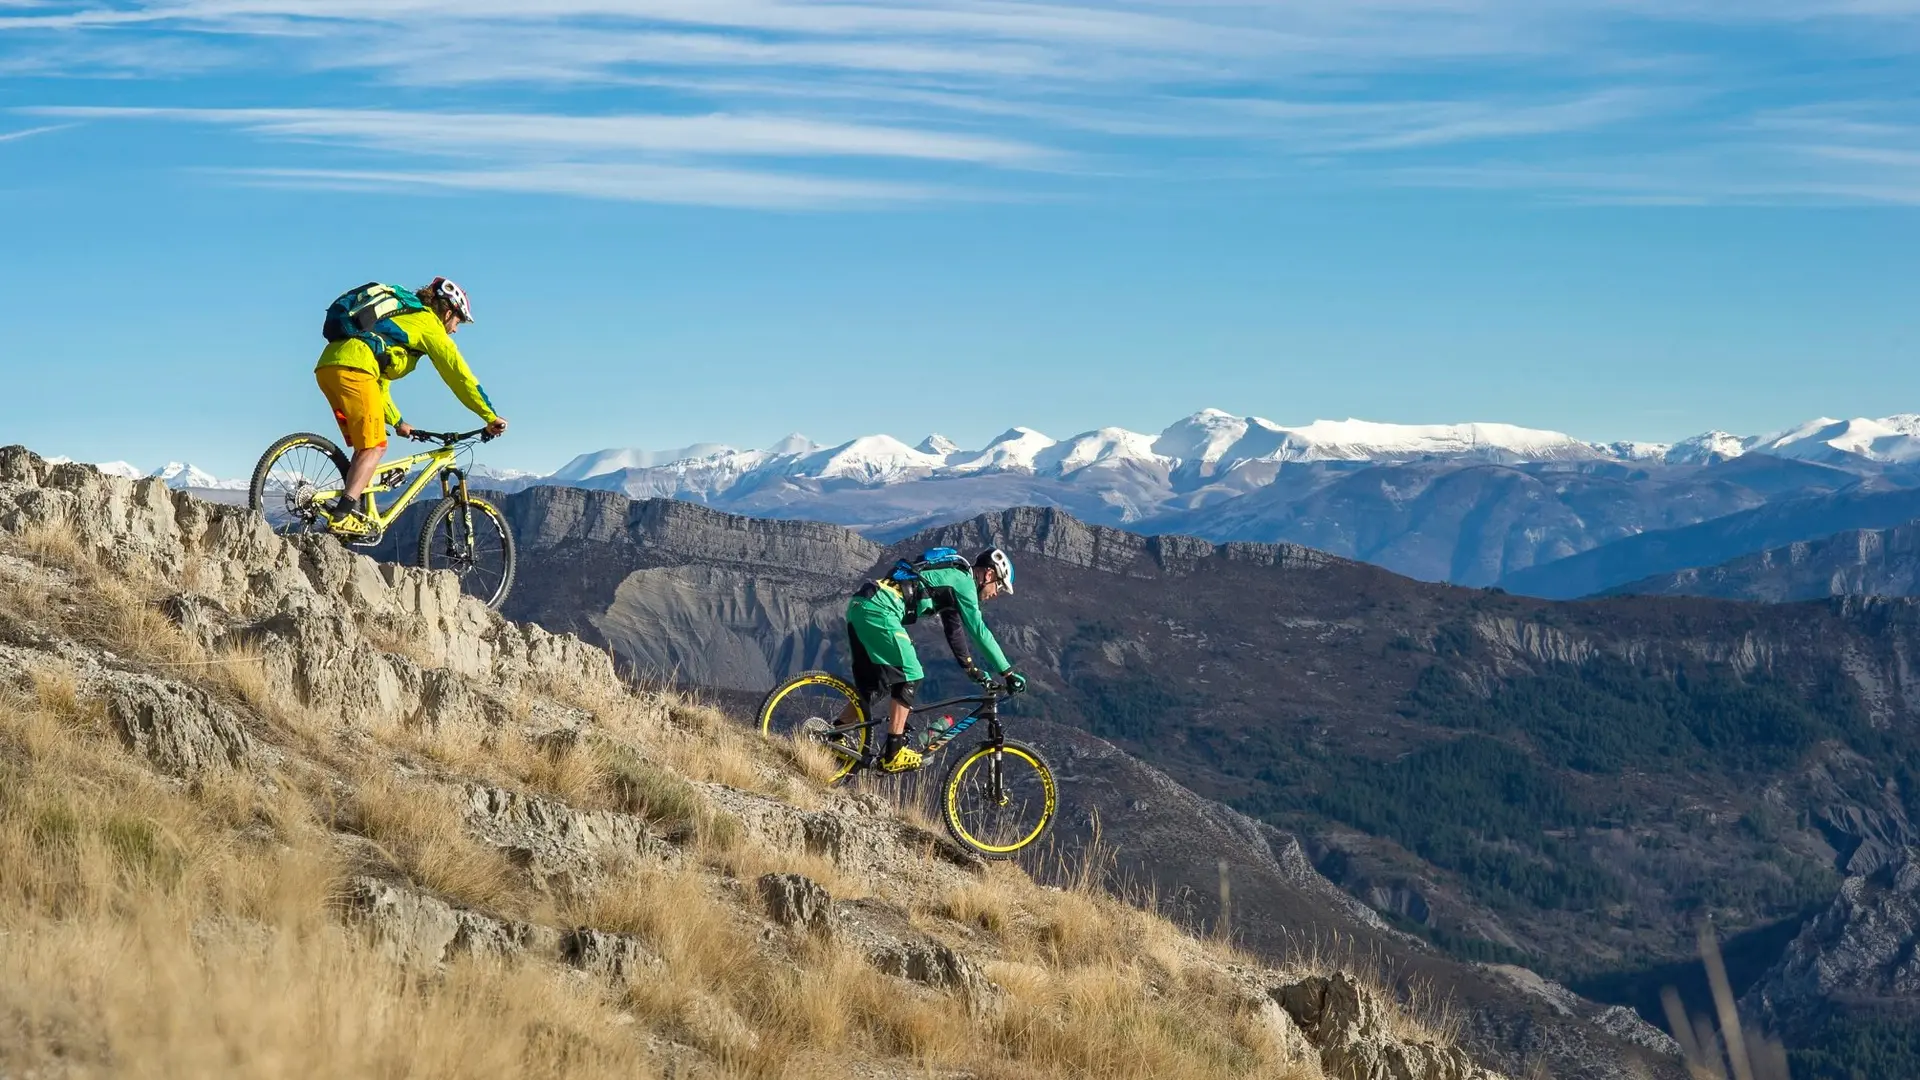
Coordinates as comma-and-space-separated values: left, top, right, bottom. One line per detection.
833, 898, 999, 1017
1275, 972, 1494, 1080
759, 872, 833, 935
346, 876, 549, 969
562, 928, 664, 980
105, 673, 256, 776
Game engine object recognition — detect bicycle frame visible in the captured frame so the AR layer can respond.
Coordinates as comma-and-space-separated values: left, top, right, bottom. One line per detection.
306, 435, 479, 534
822, 692, 1006, 769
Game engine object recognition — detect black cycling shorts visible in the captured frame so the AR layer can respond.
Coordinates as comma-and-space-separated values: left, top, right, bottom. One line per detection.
848, 624, 919, 707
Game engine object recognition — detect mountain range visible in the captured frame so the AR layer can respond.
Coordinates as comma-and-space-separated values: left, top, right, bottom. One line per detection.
113, 407, 1920, 593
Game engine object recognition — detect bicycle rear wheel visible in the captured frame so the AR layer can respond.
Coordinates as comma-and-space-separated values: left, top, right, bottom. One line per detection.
941, 739, 1057, 859
757, 671, 869, 784
249, 432, 350, 536
417, 495, 516, 610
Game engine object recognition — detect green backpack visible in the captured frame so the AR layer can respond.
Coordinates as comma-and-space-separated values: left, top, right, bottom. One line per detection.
322, 283, 428, 363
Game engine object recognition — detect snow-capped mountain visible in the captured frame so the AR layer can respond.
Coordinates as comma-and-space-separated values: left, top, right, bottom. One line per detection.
152, 462, 247, 491
516, 409, 1920, 510
45, 457, 245, 490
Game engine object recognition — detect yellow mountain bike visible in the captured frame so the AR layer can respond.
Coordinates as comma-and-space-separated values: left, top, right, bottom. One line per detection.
758, 672, 1058, 859
247, 427, 516, 609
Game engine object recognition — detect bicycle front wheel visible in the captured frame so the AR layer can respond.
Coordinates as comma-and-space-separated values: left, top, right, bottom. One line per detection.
417, 495, 516, 610
757, 671, 869, 785
249, 432, 349, 537
942, 739, 1057, 859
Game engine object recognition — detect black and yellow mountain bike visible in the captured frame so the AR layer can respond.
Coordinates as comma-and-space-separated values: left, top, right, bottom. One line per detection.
247, 427, 515, 609
758, 671, 1058, 859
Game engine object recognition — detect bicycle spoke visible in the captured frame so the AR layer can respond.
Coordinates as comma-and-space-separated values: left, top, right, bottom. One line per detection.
949, 746, 1053, 854
759, 675, 869, 783
262, 445, 345, 534
421, 500, 512, 607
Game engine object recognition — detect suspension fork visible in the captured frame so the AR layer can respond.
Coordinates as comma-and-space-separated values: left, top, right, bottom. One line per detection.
983, 713, 1008, 802
437, 468, 475, 560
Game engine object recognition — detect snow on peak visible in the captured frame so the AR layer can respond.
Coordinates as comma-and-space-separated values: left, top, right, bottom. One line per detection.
1664, 431, 1749, 465
1035, 427, 1165, 476
153, 462, 217, 489
551, 444, 737, 484
1594, 441, 1673, 462
1748, 416, 1920, 463
93, 461, 145, 480
765, 433, 817, 456
917, 434, 959, 458
1273, 419, 1595, 461
802, 435, 946, 483
1153, 409, 1251, 464
944, 428, 1058, 474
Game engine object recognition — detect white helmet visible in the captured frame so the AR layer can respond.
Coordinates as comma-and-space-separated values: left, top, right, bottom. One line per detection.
422, 276, 475, 323
975, 547, 1015, 594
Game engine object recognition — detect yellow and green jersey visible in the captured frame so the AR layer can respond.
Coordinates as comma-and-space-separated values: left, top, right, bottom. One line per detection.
314, 309, 498, 428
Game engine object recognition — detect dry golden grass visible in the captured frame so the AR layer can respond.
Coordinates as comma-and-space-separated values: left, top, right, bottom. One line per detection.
342, 769, 526, 916
0, 655, 658, 1080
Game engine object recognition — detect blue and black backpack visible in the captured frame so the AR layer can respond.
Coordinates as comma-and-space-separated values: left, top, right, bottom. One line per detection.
888, 547, 973, 620
322, 283, 428, 369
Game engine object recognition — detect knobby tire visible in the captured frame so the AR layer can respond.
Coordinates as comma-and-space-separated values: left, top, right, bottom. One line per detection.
417, 495, 516, 610
941, 738, 1057, 859
249, 432, 350, 537
757, 670, 869, 785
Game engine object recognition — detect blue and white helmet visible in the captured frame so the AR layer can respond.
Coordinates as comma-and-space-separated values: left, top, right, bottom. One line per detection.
975, 547, 1014, 594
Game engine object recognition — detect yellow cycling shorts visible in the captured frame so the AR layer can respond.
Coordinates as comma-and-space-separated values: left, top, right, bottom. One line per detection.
315, 367, 387, 451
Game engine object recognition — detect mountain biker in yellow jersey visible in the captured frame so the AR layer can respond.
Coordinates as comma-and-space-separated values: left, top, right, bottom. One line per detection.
844, 547, 1027, 773
313, 277, 507, 535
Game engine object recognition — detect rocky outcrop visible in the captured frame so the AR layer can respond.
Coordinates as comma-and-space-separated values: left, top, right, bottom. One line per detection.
0, 445, 622, 725
1745, 848, 1920, 1036
1275, 973, 1495, 1080
1611, 520, 1920, 603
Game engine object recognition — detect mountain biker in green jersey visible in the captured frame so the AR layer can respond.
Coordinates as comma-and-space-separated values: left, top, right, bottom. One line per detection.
844, 547, 1027, 773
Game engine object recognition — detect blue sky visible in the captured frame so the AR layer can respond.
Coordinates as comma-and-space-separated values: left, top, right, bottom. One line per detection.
5, 1, 1920, 477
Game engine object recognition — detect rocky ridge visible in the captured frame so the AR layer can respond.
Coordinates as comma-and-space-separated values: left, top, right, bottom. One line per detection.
1609, 519, 1920, 602
1744, 848, 1920, 1040
0, 445, 1540, 1080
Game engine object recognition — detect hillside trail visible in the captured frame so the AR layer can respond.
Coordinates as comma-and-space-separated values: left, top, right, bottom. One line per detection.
0, 445, 1508, 1080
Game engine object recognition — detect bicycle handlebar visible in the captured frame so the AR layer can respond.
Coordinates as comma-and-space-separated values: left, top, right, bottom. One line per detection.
405, 427, 495, 445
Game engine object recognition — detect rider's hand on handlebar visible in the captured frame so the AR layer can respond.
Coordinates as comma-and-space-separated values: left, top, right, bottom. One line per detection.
484, 417, 509, 438
964, 665, 993, 688
1003, 670, 1028, 695
394, 421, 415, 439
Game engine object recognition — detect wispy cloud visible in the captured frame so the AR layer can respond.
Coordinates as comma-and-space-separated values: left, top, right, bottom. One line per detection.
35, 105, 1055, 164
11, 0, 1920, 207
0, 122, 70, 142
232, 161, 951, 208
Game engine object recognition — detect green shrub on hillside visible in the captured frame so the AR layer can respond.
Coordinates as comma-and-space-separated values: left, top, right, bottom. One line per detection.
1789, 1014, 1920, 1080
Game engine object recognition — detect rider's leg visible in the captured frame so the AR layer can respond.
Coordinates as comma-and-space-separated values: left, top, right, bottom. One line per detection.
316, 367, 389, 506
341, 445, 385, 502
887, 698, 911, 736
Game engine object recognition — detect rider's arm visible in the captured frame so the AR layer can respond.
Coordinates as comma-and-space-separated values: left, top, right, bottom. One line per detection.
380, 377, 403, 429
938, 609, 974, 670
950, 573, 1013, 675
407, 312, 500, 424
